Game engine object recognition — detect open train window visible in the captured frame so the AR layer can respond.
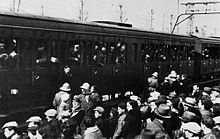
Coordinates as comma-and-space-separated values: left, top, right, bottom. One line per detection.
115, 42, 127, 64
49, 40, 59, 65
83, 41, 93, 65
20, 38, 33, 69
109, 42, 116, 64
0, 37, 19, 69
36, 40, 48, 68
131, 43, 138, 63
67, 41, 81, 66
92, 41, 107, 66
141, 44, 151, 63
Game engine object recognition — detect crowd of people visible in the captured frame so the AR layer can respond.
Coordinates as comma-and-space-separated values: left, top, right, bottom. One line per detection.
1, 70, 220, 139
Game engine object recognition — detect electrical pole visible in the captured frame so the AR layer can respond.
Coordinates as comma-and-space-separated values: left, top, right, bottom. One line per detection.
170, 14, 174, 33
79, 0, 88, 21
150, 9, 154, 30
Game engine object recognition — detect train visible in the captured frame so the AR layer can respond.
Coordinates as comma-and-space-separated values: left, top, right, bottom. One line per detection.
0, 11, 220, 116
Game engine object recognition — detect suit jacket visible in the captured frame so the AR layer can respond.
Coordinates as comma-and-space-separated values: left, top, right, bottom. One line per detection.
77, 94, 96, 117
146, 118, 171, 139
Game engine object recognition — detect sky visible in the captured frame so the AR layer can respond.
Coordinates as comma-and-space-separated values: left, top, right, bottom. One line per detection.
0, 0, 220, 36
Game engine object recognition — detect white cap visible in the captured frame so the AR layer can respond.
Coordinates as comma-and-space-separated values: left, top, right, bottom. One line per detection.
182, 122, 201, 134
44, 109, 57, 117
2, 121, 18, 129
26, 116, 42, 123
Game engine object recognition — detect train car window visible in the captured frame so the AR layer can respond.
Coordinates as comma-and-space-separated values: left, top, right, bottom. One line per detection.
67, 41, 81, 66
109, 42, 116, 64
115, 42, 127, 64
0, 38, 19, 69
83, 41, 93, 65
188, 46, 195, 61
20, 38, 33, 69
60, 40, 67, 65
141, 44, 151, 63
49, 40, 59, 65
131, 43, 138, 63
36, 40, 48, 68
92, 41, 107, 66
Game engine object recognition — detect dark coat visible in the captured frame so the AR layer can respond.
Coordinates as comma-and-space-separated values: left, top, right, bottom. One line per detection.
69, 108, 85, 134
107, 116, 118, 138
121, 109, 142, 139
146, 118, 171, 139
95, 117, 110, 138
39, 119, 61, 139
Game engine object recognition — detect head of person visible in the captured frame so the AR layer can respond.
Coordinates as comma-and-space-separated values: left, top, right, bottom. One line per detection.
126, 100, 138, 111
64, 66, 70, 74
213, 103, 220, 117
202, 116, 215, 130
1, 121, 18, 138
199, 95, 213, 110
154, 104, 171, 120
94, 106, 104, 119
84, 116, 95, 128
44, 109, 57, 122
117, 102, 126, 115
110, 107, 118, 118
60, 111, 71, 123
26, 116, 42, 127
181, 122, 201, 138
80, 82, 90, 94
90, 85, 98, 93
72, 97, 81, 110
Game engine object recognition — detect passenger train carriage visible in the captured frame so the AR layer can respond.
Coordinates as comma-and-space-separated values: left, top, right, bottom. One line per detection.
0, 11, 220, 115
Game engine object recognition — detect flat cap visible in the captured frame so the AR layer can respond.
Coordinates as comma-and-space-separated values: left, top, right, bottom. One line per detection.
44, 109, 57, 117
1, 121, 18, 129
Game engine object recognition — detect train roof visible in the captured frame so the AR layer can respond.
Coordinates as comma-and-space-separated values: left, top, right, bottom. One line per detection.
0, 10, 196, 41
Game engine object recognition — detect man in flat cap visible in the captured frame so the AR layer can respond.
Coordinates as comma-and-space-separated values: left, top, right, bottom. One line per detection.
1, 121, 20, 139
39, 109, 61, 139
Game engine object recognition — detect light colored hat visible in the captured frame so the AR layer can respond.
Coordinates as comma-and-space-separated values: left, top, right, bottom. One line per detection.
60, 83, 71, 92
130, 95, 140, 101
183, 97, 198, 108
44, 109, 57, 117
80, 82, 90, 91
94, 106, 104, 113
1, 121, 18, 129
213, 98, 220, 104
213, 116, 220, 125
154, 104, 171, 119
182, 122, 201, 134
152, 72, 158, 78
27, 122, 38, 130
26, 116, 42, 123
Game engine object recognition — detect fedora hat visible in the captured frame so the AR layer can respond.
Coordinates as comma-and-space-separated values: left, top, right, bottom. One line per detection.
80, 82, 90, 91
60, 83, 71, 92
183, 97, 198, 108
179, 111, 197, 123
154, 104, 171, 119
